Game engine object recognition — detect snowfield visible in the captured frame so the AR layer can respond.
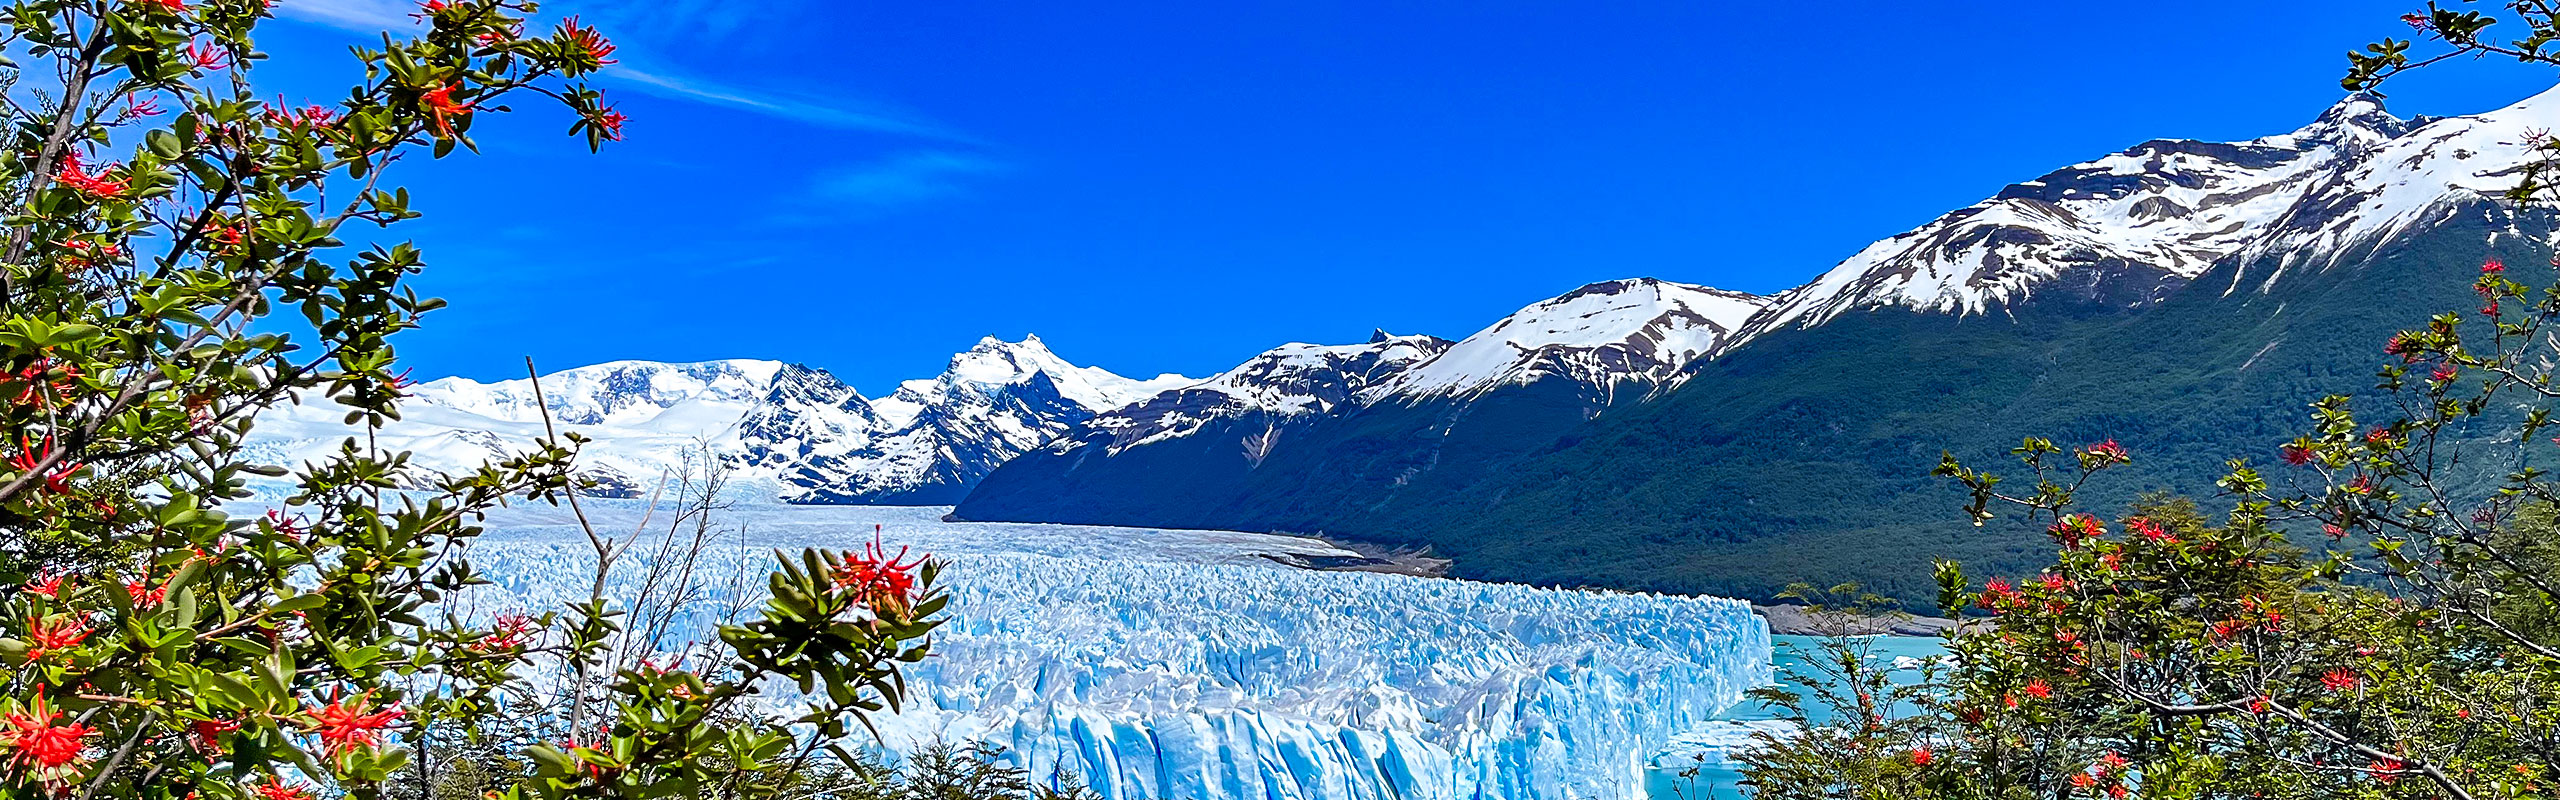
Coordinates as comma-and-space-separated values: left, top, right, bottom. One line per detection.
434, 502, 1772, 800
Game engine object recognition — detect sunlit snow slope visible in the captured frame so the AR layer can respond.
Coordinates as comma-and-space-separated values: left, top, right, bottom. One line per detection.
242, 337, 1194, 505
443, 503, 1772, 800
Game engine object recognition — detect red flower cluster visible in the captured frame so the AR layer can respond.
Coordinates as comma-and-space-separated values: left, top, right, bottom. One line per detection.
20, 572, 64, 599
2081, 439, 2128, 464
1909, 746, 1932, 766
596, 108, 629, 142
831, 528, 927, 616
2322, 668, 2362, 693
125, 578, 165, 606
53, 152, 126, 198
0, 695, 93, 782
472, 613, 540, 653
11, 360, 82, 407
2047, 514, 2103, 547
191, 717, 240, 753
7, 431, 62, 469
2483, 256, 2506, 274
1975, 578, 2021, 612
264, 509, 308, 541
265, 99, 340, 129
2126, 517, 2177, 544
557, 16, 617, 64
183, 41, 226, 71
24, 614, 89, 663
251, 777, 314, 800
2385, 334, 2416, 361
306, 692, 403, 755
2279, 442, 2314, 466
2071, 752, 2132, 798
418, 83, 473, 136
2369, 757, 2406, 784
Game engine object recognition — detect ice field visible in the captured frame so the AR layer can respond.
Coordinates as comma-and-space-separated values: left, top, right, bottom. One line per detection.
390, 500, 1775, 800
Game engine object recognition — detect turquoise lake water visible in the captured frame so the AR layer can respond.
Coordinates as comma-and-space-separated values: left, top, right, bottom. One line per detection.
1643, 634, 1949, 800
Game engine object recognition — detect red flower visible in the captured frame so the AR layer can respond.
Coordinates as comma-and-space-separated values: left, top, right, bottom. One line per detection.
191, 717, 241, 753
472, 613, 540, 653
2070, 772, 2096, 789
0, 694, 93, 781
2322, 523, 2345, 540
183, 41, 226, 71
596, 108, 629, 141
2022, 679, 2052, 700
250, 777, 314, 800
2127, 517, 2177, 544
830, 529, 928, 617
417, 83, 473, 137
2385, 334, 2415, 360
133, 0, 185, 12
306, 692, 403, 755
2433, 361, 2458, 382
556, 16, 617, 65
2369, 758, 2405, 784
2279, 443, 2313, 466
266, 98, 340, 129
20, 573, 63, 599
2347, 475, 2378, 495
53, 153, 127, 199
2047, 514, 2104, 546
2404, 12, 2433, 30
2082, 439, 2128, 463
2322, 668, 2362, 693
2483, 256, 2506, 274
2038, 573, 2070, 592
22, 615, 87, 663
124, 578, 165, 606
116, 94, 164, 122
1909, 746, 1932, 766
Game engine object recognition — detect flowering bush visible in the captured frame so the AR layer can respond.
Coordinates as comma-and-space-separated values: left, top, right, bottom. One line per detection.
1743, 6, 2560, 799
0, 1, 945, 799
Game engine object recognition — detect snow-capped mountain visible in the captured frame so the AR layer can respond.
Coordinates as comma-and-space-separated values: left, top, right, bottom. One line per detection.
766, 336, 1194, 503
244, 337, 1195, 504
1083, 330, 1453, 456
1375, 278, 1768, 401
1737, 92, 2416, 339
953, 86, 2560, 600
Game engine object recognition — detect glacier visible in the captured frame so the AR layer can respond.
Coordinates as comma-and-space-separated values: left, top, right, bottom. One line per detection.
419, 502, 1772, 800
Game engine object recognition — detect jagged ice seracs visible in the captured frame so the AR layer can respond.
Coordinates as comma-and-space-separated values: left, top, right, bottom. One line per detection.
426, 502, 1772, 800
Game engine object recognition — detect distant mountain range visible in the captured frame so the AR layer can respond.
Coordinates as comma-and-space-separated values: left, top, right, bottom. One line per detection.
249, 87, 2560, 601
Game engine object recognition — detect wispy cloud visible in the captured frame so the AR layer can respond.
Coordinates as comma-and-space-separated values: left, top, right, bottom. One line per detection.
276, 0, 408, 29
814, 151, 1010, 208
274, 0, 955, 137
610, 66, 965, 138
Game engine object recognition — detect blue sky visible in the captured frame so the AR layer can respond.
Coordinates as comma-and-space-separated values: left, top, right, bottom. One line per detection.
267, 0, 2558, 393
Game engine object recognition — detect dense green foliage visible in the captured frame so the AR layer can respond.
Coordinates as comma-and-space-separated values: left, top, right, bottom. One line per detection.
0, 2, 950, 798
1742, 7, 2560, 799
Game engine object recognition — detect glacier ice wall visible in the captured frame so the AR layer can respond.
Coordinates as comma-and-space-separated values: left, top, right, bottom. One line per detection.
413, 503, 1772, 800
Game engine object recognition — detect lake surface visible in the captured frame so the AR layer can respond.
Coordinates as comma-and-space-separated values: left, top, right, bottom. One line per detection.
1644, 634, 1950, 800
